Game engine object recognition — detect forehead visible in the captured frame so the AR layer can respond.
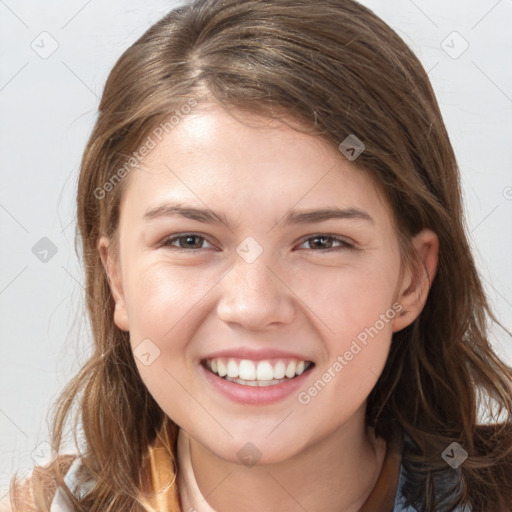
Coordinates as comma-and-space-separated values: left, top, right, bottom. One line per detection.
118, 105, 392, 226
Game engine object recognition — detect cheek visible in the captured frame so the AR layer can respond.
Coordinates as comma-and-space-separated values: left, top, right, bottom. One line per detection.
292, 259, 399, 404
123, 263, 212, 423
122, 261, 223, 411
294, 268, 398, 423
123, 261, 215, 341
294, 259, 400, 343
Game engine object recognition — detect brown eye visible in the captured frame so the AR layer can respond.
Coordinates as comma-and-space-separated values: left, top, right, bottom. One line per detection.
163, 234, 212, 251
299, 235, 354, 252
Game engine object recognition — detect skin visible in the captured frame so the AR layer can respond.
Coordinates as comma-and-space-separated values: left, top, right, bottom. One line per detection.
99, 103, 438, 512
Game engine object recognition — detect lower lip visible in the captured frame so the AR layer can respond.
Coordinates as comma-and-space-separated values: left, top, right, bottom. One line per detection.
201, 364, 314, 405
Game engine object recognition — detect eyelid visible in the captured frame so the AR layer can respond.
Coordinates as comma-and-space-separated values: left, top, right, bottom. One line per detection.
296, 233, 356, 251
160, 232, 216, 251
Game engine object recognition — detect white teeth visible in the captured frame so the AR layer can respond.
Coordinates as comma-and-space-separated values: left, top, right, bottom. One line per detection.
273, 361, 286, 379
205, 357, 312, 383
239, 360, 256, 380
256, 361, 273, 381
227, 359, 239, 378
285, 361, 297, 378
217, 360, 227, 377
224, 376, 291, 387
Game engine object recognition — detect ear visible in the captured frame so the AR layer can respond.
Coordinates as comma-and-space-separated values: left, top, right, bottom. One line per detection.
392, 229, 439, 333
98, 235, 130, 331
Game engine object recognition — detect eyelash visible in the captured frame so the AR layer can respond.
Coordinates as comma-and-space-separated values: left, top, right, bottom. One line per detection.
161, 233, 355, 253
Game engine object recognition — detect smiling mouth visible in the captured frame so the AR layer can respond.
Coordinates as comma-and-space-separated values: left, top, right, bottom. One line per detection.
202, 357, 315, 387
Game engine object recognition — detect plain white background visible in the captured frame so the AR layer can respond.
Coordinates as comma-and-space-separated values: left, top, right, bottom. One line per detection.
1, 0, 511, 496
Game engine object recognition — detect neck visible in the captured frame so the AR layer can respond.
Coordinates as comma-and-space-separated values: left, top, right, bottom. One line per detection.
180, 407, 387, 512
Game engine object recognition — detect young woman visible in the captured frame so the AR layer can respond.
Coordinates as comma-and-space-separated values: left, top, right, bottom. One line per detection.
5, 0, 512, 510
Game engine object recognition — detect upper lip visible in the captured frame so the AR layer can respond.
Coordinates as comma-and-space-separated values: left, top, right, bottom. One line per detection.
202, 347, 314, 362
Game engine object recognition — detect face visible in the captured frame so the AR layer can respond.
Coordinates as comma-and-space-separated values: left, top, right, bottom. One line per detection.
100, 104, 437, 465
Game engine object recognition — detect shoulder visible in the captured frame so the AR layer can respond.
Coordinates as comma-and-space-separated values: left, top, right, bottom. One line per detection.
396, 423, 512, 511
393, 461, 472, 511
0, 455, 78, 512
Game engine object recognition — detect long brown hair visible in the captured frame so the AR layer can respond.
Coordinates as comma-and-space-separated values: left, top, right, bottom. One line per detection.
11, 0, 512, 510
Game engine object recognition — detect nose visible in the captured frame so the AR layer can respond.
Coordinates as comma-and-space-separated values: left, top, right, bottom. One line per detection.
216, 255, 295, 331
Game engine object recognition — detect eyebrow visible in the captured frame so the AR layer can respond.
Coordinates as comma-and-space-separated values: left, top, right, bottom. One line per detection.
143, 203, 374, 228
